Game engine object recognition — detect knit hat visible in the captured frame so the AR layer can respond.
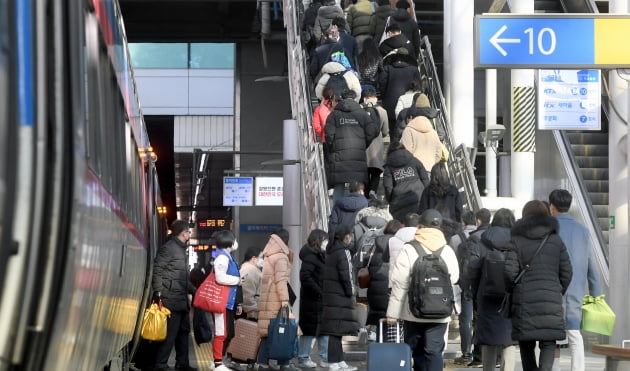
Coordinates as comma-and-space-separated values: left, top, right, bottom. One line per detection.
419, 209, 443, 229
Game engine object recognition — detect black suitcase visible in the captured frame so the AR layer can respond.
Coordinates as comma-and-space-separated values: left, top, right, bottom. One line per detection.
367, 319, 412, 371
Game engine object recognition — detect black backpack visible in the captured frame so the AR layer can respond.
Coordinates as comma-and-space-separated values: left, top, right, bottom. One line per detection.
456, 233, 481, 291
408, 240, 454, 319
325, 70, 349, 97
481, 246, 508, 297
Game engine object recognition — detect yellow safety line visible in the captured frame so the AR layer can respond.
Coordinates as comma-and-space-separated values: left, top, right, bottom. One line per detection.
191, 333, 214, 370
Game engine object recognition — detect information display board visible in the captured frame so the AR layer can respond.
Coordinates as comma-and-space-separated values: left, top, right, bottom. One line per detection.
537, 69, 601, 130
223, 177, 253, 206
255, 177, 284, 206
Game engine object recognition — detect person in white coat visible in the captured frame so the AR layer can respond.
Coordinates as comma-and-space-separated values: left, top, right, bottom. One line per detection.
386, 209, 459, 371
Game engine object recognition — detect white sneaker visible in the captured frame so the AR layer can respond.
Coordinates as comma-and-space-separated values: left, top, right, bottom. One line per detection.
338, 361, 357, 371
368, 331, 377, 342
327, 363, 341, 371
214, 365, 235, 371
319, 361, 329, 368
297, 359, 317, 368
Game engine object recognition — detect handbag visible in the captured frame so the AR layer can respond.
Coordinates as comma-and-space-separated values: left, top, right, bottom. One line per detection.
357, 246, 376, 289
267, 306, 299, 360
193, 269, 231, 313
581, 294, 616, 336
498, 234, 550, 318
192, 307, 214, 345
140, 299, 171, 341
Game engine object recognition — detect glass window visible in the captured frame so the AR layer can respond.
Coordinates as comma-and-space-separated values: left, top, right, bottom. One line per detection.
128, 43, 188, 68
0, 0, 8, 247
189, 43, 234, 69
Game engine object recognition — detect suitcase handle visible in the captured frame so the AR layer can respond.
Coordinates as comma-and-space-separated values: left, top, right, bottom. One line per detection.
378, 318, 402, 343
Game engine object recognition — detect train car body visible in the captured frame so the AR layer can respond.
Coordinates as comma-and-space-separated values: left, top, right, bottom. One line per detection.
0, 0, 163, 369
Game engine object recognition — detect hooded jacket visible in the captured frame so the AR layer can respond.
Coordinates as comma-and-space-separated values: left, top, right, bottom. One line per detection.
383, 147, 429, 222
367, 232, 394, 325
324, 99, 379, 187
390, 8, 420, 58
386, 227, 459, 322
299, 242, 326, 336
369, 3, 393, 40
313, 4, 345, 41
346, 0, 373, 36
388, 226, 417, 278
328, 192, 369, 242
315, 62, 362, 102
258, 234, 293, 337
400, 115, 442, 170
379, 33, 413, 59
504, 215, 573, 341
239, 260, 262, 318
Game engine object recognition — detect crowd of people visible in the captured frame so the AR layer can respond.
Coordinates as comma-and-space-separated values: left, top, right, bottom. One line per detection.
135, 1, 603, 370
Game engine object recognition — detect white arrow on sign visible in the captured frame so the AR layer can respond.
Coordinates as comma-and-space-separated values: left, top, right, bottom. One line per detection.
490, 25, 521, 56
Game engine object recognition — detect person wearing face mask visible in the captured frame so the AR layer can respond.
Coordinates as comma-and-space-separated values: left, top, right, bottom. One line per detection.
239, 246, 263, 320
320, 225, 359, 371
211, 230, 243, 371
297, 229, 330, 368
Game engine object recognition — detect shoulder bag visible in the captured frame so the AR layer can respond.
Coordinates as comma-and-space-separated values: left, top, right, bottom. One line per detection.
498, 234, 550, 318
357, 246, 376, 289
193, 267, 231, 313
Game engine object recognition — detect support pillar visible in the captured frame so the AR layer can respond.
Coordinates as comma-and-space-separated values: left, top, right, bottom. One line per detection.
485, 69, 498, 197
609, 0, 630, 345
447, 0, 474, 147
509, 0, 535, 202
283, 119, 303, 316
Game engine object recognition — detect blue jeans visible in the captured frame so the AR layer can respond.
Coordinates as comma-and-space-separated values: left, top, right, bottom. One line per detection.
404, 321, 447, 371
257, 337, 290, 366
298, 335, 328, 363
459, 296, 473, 355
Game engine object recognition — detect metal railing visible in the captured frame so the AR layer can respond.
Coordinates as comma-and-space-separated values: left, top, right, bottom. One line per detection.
419, 35, 483, 213
282, 0, 331, 233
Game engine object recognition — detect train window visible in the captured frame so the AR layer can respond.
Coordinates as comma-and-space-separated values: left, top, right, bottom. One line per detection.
84, 13, 102, 174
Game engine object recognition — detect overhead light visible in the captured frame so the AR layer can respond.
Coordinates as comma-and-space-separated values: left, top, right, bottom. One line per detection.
260, 159, 300, 166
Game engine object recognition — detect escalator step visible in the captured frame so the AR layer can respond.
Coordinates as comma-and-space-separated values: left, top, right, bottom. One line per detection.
575, 156, 609, 168
580, 168, 609, 180
566, 132, 609, 145
593, 205, 609, 218
588, 192, 609, 206
584, 180, 609, 193
571, 144, 608, 157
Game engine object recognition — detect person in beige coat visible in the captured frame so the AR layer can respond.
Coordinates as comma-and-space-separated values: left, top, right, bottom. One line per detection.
399, 114, 443, 171
256, 229, 300, 371
239, 246, 263, 320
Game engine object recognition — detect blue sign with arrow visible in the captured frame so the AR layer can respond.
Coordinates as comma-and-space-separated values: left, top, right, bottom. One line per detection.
476, 16, 594, 68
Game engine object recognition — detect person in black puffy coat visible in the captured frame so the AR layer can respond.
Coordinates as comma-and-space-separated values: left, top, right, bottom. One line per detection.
468, 209, 518, 371
419, 162, 463, 223
383, 142, 429, 222
366, 219, 403, 326
324, 89, 379, 202
321, 225, 360, 370
297, 229, 329, 368
378, 49, 420, 134
504, 200, 573, 371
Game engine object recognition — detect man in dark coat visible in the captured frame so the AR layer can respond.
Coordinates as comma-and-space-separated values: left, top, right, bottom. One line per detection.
332, 17, 359, 71
310, 24, 345, 80
504, 201, 573, 371
378, 48, 420, 134
390, 0, 421, 59
321, 225, 359, 370
382, 142, 429, 222
369, 0, 394, 41
152, 220, 196, 371
324, 89, 379, 202
378, 23, 413, 60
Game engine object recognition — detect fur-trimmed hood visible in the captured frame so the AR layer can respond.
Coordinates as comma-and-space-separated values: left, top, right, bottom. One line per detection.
511, 215, 559, 241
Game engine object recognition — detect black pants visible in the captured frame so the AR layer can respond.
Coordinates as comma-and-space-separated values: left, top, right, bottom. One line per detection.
154, 310, 191, 369
367, 167, 382, 195
328, 335, 344, 363
519, 340, 556, 371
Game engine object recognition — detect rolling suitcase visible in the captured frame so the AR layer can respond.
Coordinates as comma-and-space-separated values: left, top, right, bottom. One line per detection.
367, 319, 412, 371
227, 318, 261, 363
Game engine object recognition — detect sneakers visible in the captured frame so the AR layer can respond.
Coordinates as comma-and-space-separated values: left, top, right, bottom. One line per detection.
357, 328, 368, 345
215, 365, 234, 371
468, 360, 483, 368
367, 331, 377, 342
319, 361, 329, 368
279, 365, 301, 371
296, 359, 317, 368
337, 361, 358, 371
453, 354, 472, 364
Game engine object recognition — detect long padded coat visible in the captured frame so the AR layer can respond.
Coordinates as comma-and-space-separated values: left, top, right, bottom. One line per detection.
504, 215, 573, 342
324, 98, 379, 187
299, 243, 326, 336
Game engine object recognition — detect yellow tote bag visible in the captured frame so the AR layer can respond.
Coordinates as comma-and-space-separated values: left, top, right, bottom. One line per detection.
140, 301, 171, 341
581, 295, 615, 336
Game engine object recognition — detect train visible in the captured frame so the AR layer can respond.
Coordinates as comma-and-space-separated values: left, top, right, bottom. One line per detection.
0, 0, 165, 369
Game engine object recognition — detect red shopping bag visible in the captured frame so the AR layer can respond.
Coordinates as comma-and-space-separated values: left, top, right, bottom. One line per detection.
193, 271, 230, 313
